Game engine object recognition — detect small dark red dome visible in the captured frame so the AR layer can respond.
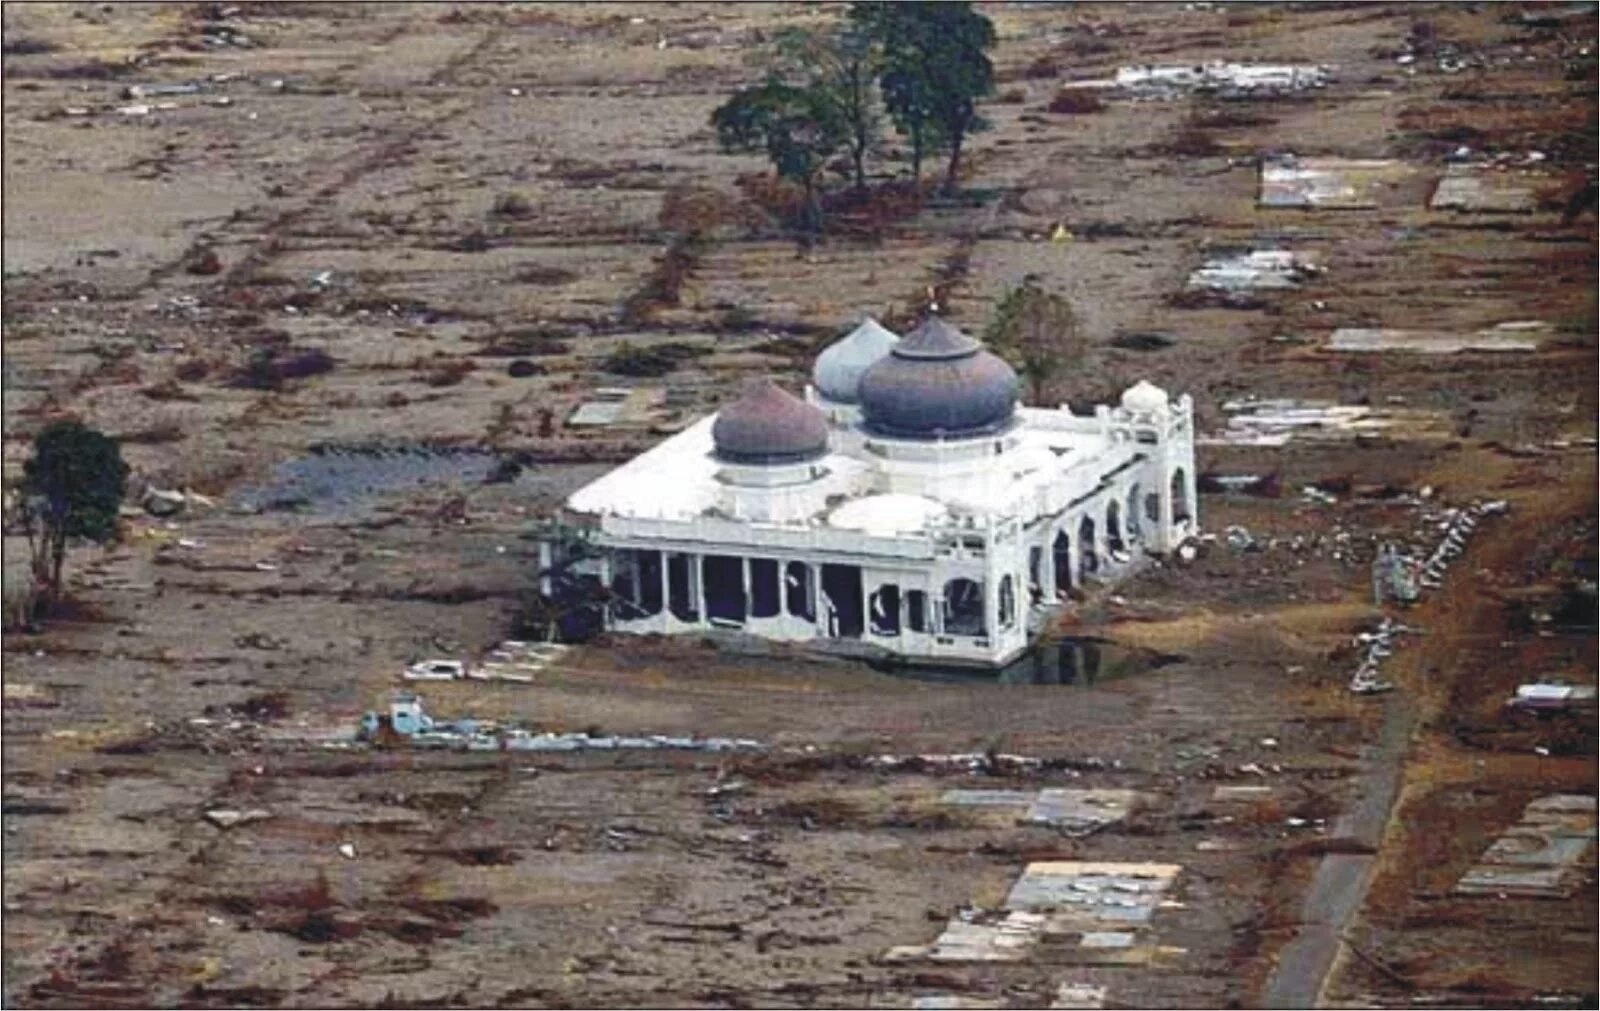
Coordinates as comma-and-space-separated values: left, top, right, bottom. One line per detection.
712, 378, 830, 464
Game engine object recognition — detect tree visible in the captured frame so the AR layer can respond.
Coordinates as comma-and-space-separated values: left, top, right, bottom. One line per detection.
770, 24, 882, 192
985, 279, 1081, 405
712, 77, 850, 235
17, 420, 129, 608
852, 2, 995, 192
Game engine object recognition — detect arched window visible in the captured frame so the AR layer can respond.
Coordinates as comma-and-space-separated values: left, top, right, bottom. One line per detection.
1125, 484, 1142, 538
942, 577, 985, 636
999, 575, 1016, 629
1172, 468, 1191, 523
1052, 529, 1072, 594
1078, 514, 1099, 581
1106, 500, 1126, 554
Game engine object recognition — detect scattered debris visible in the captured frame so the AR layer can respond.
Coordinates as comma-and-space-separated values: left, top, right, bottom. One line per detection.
1327, 322, 1550, 354
1203, 398, 1452, 446
404, 659, 465, 681
142, 487, 189, 517
1506, 682, 1598, 713
1115, 62, 1331, 99
1186, 248, 1320, 296
358, 693, 765, 753
1372, 543, 1422, 607
1454, 795, 1597, 898
204, 808, 271, 829
1259, 156, 1413, 209
888, 862, 1185, 965
939, 788, 1143, 835
1050, 982, 1108, 1009
567, 386, 669, 429
1430, 163, 1544, 213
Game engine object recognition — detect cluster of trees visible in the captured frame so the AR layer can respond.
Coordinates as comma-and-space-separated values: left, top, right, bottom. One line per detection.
712, 2, 996, 233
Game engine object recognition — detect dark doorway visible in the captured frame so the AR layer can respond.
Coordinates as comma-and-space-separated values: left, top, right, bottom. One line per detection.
1052, 529, 1072, 594
703, 554, 746, 625
943, 577, 985, 636
749, 558, 780, 618
1106, 500, 1126, 554
870, 584, 902, 635
1078, 515, 1099, 580
907, 589, 928, 632
785, 561, 815, 621
821, 564, 864, 639
667, 553, 697, 621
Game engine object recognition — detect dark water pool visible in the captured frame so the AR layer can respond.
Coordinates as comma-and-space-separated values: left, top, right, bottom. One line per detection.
878, 636, 1185, 686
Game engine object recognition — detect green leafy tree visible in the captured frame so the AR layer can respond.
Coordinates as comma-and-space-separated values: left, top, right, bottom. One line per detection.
712, 77, 851, 234
770, 24, 883, 192
985, 279, 1080, 404
17, 420, 129, 606
852, 1, 995, 192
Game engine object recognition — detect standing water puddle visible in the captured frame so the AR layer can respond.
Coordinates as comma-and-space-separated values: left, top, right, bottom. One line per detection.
880, 637, 1184, 686
232, 444, 498, 519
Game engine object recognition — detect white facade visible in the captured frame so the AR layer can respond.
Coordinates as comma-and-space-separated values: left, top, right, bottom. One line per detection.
554, 324, 1198, 669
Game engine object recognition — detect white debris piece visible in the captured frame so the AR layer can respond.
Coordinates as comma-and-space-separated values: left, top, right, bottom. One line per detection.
404, 659, 465, 681
1508, 683, 1598, 712
1430, 163, 1542, 213
1259, 156, 1413, 209
1116, 62, 1331, 99
1203, 398, 1452, 447
204, 808, 271, 829
1327, 322, 1549, 354
1186, 249, 1319, 293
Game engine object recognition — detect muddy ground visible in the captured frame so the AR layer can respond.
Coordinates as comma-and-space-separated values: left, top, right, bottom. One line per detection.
2, 2, 1596, 1008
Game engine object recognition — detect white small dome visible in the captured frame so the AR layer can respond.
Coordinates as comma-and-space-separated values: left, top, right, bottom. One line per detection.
813, 317, 900, 404
1121, 379, 1169, 413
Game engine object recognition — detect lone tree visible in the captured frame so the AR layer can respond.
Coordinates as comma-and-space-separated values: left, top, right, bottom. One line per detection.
851, 1, 995, 192
985, 279, 1081, 405
17, 420, 129, 608
712, 76, 850, 235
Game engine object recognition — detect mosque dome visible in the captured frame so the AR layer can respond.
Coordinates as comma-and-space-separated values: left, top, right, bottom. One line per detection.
812, 317, 901, 404
1121, 379, 1170, 413
856, 316, 1019, 439
711, 378, 830, 464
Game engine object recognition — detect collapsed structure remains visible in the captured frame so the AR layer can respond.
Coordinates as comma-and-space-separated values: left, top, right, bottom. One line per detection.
547, 315, 1198, 667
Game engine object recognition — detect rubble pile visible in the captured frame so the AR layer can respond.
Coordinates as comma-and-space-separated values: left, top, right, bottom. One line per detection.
1114, 62, 1332, 99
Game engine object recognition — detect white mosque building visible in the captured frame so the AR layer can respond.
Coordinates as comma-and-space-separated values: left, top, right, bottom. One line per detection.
548, 315, 1197, 668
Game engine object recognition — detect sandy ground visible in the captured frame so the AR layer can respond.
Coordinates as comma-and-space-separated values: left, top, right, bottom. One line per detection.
2, 2, 1595, 1008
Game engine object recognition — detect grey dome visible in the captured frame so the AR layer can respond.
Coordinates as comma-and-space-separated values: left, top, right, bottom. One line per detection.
712, 378, 830, 464
857, 316, 1019, 439
813, 317, 900, 404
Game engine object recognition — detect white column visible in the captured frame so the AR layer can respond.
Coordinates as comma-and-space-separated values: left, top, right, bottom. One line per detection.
691, 554, 705, 625
659, 552, 670, 622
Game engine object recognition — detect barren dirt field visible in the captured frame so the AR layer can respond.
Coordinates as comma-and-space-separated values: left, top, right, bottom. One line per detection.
1, 2, 1595, 1009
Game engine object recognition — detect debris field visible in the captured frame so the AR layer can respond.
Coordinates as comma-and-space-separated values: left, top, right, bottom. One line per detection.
1, 2, 1595, 1009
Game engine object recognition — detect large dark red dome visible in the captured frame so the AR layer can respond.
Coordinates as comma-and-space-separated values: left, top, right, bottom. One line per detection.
857, 316, 1019, 439
711, 378, 830, 464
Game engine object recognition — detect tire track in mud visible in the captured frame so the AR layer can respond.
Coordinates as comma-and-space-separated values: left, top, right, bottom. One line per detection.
154, 23, 507, 293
